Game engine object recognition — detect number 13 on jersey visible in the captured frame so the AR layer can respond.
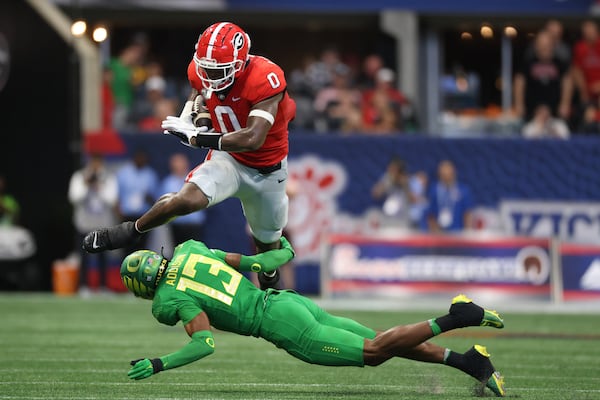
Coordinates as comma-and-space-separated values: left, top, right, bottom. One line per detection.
176, 254, 242, 306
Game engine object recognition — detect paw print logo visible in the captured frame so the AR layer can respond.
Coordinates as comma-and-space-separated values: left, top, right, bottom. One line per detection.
287, 156, 347, 262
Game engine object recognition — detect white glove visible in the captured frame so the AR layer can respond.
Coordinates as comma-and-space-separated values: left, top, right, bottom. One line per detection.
161, 116, 208, 147
179, 100, 195, 123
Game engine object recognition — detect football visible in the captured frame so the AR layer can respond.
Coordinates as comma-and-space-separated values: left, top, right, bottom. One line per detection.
192, 95, 213, 129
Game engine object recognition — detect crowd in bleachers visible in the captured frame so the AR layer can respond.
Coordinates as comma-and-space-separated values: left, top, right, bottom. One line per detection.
101, 19, 600, 137
101, 34, 419, 135
514, 19, 600, 138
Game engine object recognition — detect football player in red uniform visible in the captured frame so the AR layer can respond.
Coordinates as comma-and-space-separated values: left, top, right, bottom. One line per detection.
83, 22, 296, 290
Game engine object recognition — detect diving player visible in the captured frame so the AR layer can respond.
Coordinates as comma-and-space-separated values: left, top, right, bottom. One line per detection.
120, 237, 506, 397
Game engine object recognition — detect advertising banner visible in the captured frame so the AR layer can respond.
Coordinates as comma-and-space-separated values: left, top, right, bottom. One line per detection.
323, 234, 552, 300
499, 200, 600, 244
561, 243, 600, 300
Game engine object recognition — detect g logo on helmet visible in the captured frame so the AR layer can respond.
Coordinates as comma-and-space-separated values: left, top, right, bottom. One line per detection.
232, 32, 244, 51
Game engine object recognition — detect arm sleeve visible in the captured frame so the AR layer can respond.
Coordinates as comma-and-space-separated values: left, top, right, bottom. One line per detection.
210, 237, 294, 273
159, 330, 215, 371
238, 247, 294, 273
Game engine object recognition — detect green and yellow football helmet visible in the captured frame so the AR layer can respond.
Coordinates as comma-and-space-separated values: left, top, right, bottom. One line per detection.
120, 250, 167, 299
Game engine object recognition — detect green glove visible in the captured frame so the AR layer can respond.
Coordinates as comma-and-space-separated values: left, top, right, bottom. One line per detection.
128, 358, 163, 380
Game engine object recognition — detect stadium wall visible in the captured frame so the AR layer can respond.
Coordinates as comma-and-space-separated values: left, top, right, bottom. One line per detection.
115, 134, 600, 295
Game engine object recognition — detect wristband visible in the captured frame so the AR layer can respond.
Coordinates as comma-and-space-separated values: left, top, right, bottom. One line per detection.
150, 358, 164, 373
192, 133, 223, 149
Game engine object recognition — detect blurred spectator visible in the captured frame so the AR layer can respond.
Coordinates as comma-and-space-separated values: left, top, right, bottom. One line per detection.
68, 154, 118, 293
0, 174, 19, 226
408, 170, 429, 230
441, 65, 481, 112
160, 153, 206, 246
140, 98, 178, 132
130, 75, 167, 125
116, 149, 159, 254
361, 68, 407, 133
138, 98, 179, 132
545, 19, 572, 64
572, 20, 600, 105
371, 156, 411, 226
579, 98, 600, 134
426, 160, 473, 233
108, 40, 147, 130
288, 55, 318, 130
522, 104, 570, 139
101, 68, 115, 130
524, 20, 571, 65
313, 64, 363, 133
514, 30, 573, 121
357, 53, 384, 89
305, 48, 349, 95
372, 157, 429, 229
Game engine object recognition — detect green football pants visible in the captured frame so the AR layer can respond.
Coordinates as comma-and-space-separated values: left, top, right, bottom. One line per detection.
259, 290, 377, 366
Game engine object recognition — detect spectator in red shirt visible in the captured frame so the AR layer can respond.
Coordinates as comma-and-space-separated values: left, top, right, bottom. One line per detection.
361, 68, 407, 133
572, 20, 600, 104
101, 68, 115, 130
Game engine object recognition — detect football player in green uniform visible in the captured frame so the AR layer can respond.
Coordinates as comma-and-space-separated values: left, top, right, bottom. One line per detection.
121, 237, 506, 397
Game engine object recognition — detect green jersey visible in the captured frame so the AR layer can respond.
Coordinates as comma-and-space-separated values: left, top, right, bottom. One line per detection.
152, 240, 265, 337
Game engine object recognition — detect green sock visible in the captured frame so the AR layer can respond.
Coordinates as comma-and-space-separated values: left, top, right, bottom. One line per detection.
428, 319, 442, 336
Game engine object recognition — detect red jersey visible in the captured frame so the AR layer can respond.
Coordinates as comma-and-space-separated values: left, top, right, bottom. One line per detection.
187, 55, 296, 168
573, 39, 600, 94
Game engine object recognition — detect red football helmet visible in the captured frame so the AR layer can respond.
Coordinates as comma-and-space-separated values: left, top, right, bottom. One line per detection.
193, 22, 251, 92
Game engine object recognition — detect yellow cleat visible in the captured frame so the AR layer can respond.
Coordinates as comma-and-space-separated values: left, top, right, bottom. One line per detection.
452, 294, 473, 304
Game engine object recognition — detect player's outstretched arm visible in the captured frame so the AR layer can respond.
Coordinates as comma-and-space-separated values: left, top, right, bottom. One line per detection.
211, 236, 295, 273
127, 312, 215, 380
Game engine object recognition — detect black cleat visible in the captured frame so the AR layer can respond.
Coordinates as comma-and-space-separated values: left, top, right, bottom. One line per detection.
82, 221, 142, 253
258, 269, 280, 290
465, 345, 506, 397
450, 294, 504, 329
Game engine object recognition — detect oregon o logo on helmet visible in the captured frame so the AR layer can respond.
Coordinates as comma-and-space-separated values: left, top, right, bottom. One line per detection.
127, 263, 140, 273
232, 32, 244, 50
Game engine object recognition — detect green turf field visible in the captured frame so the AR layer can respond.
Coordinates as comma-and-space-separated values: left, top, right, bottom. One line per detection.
1, 294, 599, 399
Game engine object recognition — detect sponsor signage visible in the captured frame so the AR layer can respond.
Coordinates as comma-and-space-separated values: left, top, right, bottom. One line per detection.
500, 200, 600, 244
561, 243, 600, 300
324, 234, 552, 299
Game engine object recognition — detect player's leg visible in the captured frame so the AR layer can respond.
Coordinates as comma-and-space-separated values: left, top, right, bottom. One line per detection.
260, 291, 367, 366
136, 183, 208, 231
363, 294, 503, 365
137, 152, 241, 232
83, 152, 239, 252
239, 161, 288, 290
293, 293, 377, 339
393, 341, 505, 396
361, 295, 505, 396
